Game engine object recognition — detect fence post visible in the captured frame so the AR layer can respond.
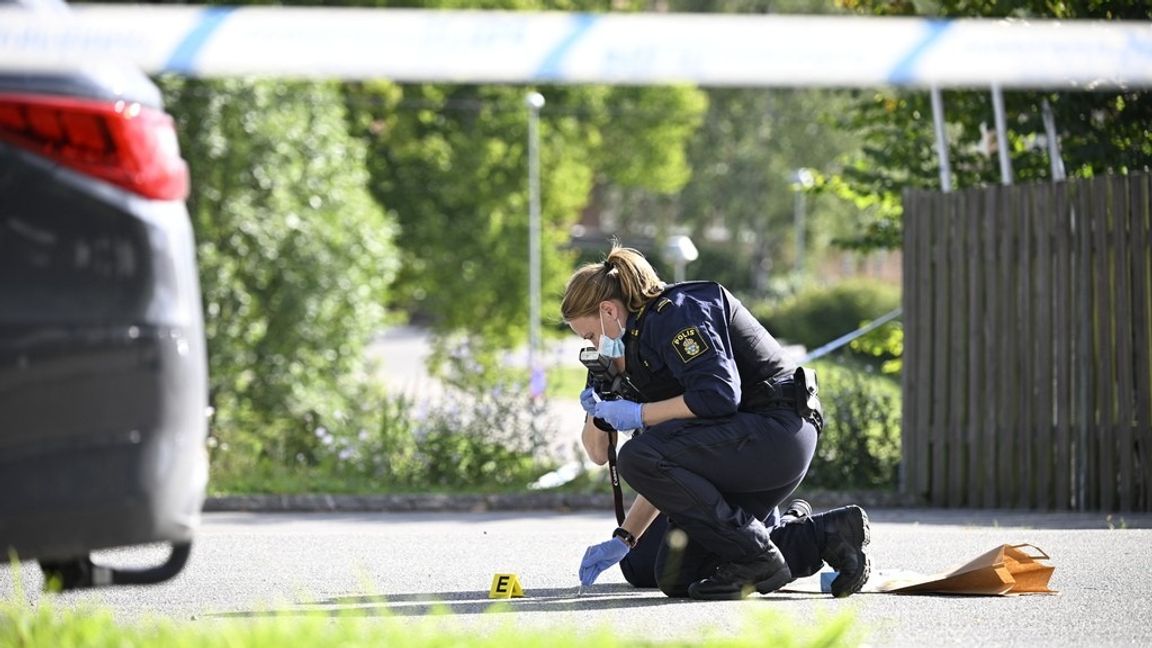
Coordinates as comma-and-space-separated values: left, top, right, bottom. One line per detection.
930, 86, 953, 193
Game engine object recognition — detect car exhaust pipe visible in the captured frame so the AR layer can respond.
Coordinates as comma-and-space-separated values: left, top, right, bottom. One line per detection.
38, 542, 191, 591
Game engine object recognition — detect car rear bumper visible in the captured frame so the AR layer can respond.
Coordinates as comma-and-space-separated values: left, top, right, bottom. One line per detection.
0, 324, 208, 562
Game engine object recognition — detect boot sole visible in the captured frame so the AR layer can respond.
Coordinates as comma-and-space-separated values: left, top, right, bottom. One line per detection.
832, 506, 871, 598
687, 568, 793, 601
687, 582, 751, 601
688, 562, 794, 601
755, 569, 794, 595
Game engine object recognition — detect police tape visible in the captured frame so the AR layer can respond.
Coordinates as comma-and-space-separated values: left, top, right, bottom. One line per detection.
0, 6, 1150, 88
801, 307, 904, 364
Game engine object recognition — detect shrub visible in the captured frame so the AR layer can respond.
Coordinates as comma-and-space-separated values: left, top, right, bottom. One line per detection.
804, 360, 902, 490
210, 343, 560, 494
750, 279, 901, 353
405, 393, 555, 490
849, 319, 903, 375
159, 78, 399, 472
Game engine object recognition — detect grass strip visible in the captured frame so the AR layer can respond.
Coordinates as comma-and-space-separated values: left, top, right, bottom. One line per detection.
1, 591, 860, 648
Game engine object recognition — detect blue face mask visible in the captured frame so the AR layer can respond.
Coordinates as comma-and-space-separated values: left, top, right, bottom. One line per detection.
598, 310, 626, 359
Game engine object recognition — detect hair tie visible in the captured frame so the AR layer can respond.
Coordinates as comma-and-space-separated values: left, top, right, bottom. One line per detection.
602, 260, 613, 271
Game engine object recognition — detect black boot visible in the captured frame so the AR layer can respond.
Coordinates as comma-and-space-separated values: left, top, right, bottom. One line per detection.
818, 505, 871, 598
687, 543, 793, 601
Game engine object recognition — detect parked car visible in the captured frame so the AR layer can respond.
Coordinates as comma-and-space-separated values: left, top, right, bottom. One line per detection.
0, 0, 208, 589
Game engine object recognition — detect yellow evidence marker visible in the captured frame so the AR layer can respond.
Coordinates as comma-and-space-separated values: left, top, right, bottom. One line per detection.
488, 573, 525, 599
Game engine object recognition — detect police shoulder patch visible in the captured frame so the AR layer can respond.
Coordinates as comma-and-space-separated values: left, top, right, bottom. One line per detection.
671, 326, 710, 363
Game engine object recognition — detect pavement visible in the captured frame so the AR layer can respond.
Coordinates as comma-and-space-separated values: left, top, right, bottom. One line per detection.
5, 508, 1151, 648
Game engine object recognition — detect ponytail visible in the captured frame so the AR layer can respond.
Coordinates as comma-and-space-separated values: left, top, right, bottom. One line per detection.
561, 244, 665, 321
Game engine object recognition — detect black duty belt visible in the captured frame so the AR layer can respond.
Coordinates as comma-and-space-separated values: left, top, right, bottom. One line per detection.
741, 378, 798, 411
742, 376, 824, 434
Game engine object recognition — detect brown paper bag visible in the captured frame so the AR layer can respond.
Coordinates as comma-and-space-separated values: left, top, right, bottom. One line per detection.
880, 544, 1056, 596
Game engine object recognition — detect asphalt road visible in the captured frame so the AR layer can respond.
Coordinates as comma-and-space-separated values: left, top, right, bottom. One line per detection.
3, 508, 1151, 646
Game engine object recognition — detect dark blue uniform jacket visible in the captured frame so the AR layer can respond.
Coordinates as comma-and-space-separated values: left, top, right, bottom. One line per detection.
624, 281, 793, 418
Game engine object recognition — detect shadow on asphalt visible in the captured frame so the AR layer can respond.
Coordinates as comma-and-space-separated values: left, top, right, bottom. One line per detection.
205, 584, 828, 618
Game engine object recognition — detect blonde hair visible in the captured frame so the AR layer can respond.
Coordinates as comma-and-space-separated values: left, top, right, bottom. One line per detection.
561, 244, 666, 321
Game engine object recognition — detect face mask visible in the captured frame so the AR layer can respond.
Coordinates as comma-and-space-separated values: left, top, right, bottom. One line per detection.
598, 310, 626, 359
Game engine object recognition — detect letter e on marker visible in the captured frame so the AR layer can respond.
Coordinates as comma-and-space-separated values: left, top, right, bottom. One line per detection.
488, 573, 525, 599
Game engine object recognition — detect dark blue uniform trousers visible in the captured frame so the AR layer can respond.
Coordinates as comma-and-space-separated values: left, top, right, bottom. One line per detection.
617, 407, 824, 597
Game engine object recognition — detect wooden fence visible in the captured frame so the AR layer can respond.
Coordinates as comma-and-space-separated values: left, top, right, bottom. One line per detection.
902, 173, 1152, 511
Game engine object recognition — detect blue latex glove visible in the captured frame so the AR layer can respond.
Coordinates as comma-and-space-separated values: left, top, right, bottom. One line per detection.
579, 537, 630, 586
579, 387, 599, 415
593, 399, 644, 431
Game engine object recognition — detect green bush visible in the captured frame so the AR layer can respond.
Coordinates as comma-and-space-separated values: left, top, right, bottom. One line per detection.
159, 78, 399, 472
849, 319, 903, 375
750, 279, 901, 352
406, 395, 556, 491
804, 361, 902, 490
210, 347, 559, 494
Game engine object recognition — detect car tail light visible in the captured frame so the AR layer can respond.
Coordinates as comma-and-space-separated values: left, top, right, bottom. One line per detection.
0, 93, 189, 201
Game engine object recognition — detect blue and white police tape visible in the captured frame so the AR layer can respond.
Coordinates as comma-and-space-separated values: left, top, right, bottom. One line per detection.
0, 5, 1150, 88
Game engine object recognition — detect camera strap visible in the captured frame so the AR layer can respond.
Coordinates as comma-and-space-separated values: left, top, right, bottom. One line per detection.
606, 434, 626, 526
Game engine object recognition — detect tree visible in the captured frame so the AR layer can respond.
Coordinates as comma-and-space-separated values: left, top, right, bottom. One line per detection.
344, 55, 706, 370
676, 89, 862, 293
160, 78, 399, 466
831, 0, 1152, 250
584, 87, 866, 296
572, 1, 867, 296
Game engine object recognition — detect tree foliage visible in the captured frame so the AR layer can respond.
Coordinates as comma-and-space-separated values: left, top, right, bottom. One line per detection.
134, 0, 915, 490
831, 0, 1152, 250
286, 1, 714, 388
151, 0, 707, 481
159, 78, 399, 465
677, 89, 862, 292
575, 2, 867, 296
583, 87, 866, 297
344, 69, 707, 357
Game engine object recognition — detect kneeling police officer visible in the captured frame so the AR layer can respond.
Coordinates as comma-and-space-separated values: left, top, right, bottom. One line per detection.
561, 245, 870, 600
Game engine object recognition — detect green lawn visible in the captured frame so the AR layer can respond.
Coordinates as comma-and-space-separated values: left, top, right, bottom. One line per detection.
1, 592, 859, 648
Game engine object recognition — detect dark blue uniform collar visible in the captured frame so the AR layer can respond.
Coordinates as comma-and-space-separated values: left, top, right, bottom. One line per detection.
629, 281, 714, 323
